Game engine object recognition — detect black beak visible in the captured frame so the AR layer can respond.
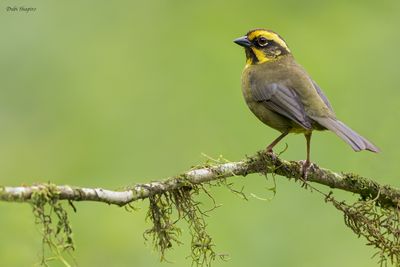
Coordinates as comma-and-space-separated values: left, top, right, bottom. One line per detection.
234, 36, 251, 47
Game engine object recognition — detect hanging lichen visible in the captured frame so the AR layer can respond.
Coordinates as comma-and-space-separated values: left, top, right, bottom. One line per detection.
144, 183, 225, 267
30, 183, 75, 266
326, 192, 400, 266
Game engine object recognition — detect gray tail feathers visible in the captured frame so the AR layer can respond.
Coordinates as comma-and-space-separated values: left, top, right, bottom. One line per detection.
312, 117, 380, 153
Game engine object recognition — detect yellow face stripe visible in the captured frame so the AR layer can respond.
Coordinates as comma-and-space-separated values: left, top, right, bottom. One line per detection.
250, 47, 269, 64
247, 30, 290, 52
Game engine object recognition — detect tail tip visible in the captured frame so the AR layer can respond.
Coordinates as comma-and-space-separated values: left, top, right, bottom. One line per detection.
353, 143, 380, 153
366, 145, 380, 153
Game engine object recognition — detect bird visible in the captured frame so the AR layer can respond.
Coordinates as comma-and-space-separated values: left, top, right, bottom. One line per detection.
233, 28, 379, 177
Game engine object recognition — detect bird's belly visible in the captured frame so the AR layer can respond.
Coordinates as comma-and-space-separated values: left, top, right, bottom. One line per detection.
245, 100, 295, 133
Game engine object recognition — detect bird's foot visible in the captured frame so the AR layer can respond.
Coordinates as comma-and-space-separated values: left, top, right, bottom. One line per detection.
265, 148, 277, 161
301, 160, 311, 179
299, 160, 312, 187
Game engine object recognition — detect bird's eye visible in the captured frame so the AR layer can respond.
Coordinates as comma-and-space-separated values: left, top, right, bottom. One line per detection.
257, 37, 268, 47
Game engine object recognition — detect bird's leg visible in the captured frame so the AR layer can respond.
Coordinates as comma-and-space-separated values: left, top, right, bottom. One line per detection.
301, 132, 312, 180
266, 130, 289, 153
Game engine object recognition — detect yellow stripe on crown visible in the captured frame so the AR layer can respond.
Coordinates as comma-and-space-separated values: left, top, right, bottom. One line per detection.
247, 29, 290, 52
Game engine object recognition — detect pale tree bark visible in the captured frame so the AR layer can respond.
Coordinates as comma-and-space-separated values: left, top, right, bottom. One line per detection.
1, 151, 398, 208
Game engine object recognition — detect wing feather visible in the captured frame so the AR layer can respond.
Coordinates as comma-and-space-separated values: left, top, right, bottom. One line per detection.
250, 81, 312, 129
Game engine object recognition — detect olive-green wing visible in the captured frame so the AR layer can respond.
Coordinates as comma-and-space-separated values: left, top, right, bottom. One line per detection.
250, 82, 312, 130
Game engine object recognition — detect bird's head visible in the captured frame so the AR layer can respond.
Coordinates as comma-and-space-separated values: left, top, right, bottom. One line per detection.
234, 29, 291, 66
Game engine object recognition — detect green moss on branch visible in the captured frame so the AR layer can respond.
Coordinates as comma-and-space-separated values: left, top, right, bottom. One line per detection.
1, 151, 400, 267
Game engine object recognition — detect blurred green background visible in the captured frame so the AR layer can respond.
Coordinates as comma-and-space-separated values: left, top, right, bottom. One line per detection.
1, 0, 399, 266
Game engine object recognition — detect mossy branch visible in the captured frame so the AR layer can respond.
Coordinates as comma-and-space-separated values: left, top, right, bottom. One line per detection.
1, 150, 400, 266
1, 151, 398, 208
